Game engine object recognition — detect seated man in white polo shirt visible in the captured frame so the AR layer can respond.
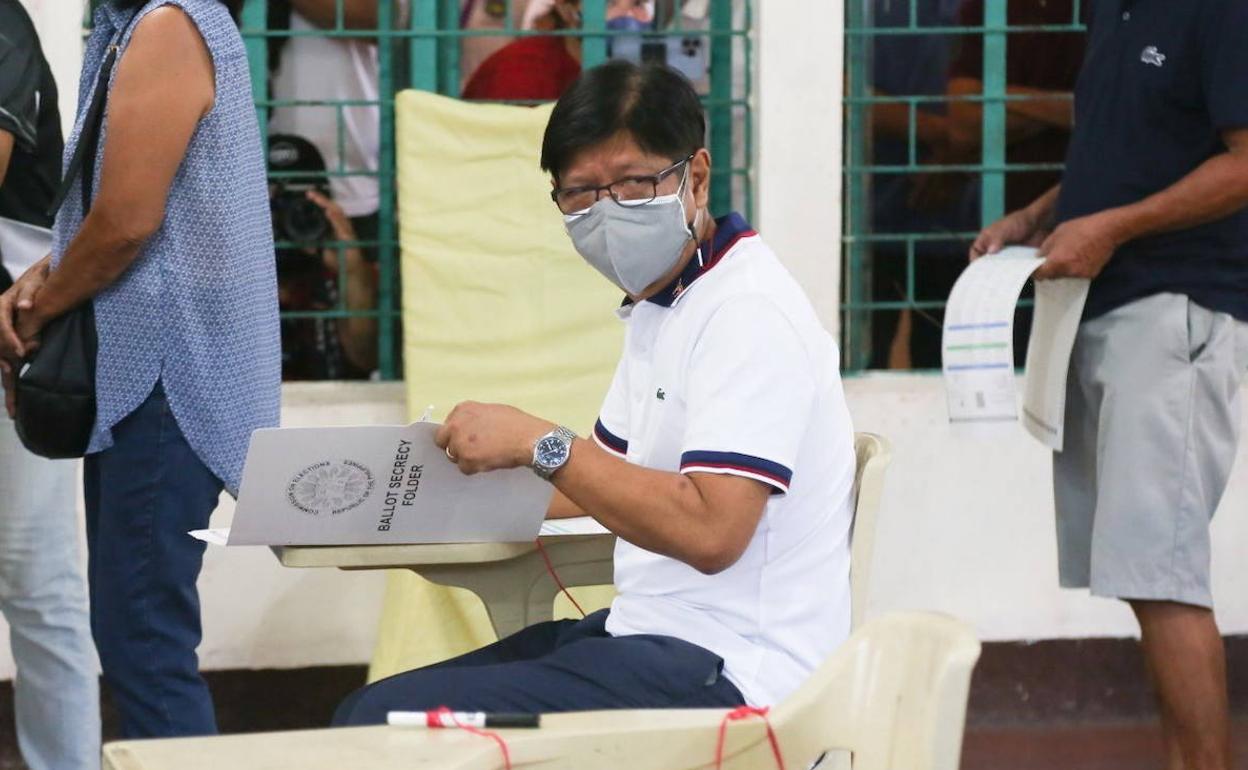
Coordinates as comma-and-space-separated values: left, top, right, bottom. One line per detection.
333, 60, 856, 724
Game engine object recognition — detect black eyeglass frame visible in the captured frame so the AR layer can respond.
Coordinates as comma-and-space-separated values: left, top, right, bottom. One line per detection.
551, 154, 695, 215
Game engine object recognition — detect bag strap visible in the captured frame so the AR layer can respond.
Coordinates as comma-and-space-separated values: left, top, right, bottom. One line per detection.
45, 10, 144, 218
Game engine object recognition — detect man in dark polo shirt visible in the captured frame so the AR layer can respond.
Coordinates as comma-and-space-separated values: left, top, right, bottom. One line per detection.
972, 2, 1248, 768
0, 2, 100, 768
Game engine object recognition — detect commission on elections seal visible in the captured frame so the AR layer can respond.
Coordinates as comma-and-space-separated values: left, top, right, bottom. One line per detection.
287, 460, 376, 516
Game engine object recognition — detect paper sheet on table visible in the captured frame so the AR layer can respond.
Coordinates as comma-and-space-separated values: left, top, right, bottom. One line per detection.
539, 516, 610, 536
0, 216, 52, 276
192, 517, 611, 545
223, 423, 554, 546
189, 528, 230, 546
942, 246, 1089, 451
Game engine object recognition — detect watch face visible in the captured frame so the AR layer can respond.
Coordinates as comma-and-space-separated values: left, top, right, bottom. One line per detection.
536, 436, 570, 468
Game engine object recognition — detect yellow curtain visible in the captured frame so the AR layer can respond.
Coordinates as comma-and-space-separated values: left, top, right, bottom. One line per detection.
369, 92, 621, 681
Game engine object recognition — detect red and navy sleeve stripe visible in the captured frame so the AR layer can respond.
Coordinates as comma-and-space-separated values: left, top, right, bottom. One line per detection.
593, 419, 628, 458
679, 450, 793, 494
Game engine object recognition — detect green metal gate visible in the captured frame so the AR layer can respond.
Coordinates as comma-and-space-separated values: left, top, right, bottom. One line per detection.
235, 0, 755, 380
841, 0, 1085, 371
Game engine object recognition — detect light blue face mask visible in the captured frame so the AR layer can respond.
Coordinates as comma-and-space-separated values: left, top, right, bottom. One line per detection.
563, 167, 701, 296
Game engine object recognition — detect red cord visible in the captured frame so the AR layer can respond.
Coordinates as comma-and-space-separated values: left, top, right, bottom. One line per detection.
438, 706, 513, 770
534, 538, 586, 617
714, 706, 786, 770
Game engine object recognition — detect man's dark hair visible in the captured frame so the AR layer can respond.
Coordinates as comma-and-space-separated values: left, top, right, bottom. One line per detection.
540, 60, 706, 182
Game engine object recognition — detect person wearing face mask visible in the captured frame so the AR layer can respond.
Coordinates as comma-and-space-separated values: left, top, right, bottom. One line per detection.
333, 61, 855, 724
461, 0, 654, 101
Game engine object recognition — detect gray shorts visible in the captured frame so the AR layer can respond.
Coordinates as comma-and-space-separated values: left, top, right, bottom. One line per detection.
1054, 292, 1248, 608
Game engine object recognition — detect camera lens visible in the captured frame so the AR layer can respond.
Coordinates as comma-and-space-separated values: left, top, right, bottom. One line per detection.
283, 196, 329, 243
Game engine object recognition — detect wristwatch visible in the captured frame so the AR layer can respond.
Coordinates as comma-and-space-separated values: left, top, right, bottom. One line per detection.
531, 426, 577, 480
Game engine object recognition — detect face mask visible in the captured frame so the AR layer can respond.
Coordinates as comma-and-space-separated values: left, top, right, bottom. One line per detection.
564, 166, 700, 296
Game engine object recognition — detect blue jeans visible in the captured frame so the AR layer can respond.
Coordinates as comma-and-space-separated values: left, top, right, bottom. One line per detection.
84, 382, 223, 738
333, 609, 745, 725
0, 419, 100, 770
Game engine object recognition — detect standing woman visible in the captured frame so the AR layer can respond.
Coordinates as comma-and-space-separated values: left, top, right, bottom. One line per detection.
0, 0, 280, 738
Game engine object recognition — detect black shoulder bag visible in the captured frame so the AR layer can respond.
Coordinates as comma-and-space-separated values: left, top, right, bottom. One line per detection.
14, 39, 126, 459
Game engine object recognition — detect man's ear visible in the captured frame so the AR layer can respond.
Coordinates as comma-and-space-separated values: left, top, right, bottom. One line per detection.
690, 148, 712, 210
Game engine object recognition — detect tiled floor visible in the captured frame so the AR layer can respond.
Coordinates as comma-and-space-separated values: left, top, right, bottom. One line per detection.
962, 719, 1248, 770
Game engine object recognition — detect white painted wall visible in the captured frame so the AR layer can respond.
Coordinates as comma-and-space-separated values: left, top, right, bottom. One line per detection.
756, 0, 843, 338
19, 0, 85, 136
846, 374, 1248, 641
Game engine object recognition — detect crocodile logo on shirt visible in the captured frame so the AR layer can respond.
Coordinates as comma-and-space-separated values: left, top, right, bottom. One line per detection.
1140, 46, 1166, 67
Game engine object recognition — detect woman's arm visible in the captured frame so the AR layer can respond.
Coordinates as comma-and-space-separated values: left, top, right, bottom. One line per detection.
18, 7, 214, 340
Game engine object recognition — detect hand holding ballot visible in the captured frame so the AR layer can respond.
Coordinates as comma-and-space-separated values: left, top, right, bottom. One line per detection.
434, 401, 556, 475
1032, 212, 1121, 281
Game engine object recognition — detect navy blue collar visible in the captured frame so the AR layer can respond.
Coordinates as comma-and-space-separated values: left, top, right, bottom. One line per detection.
640, 212, 756, 308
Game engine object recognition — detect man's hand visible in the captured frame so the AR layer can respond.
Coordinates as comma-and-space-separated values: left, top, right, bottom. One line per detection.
0, 258, 50, 361
969, 207, 1048, 261
1033, 212, 1122, 280
434, 402, 555, 475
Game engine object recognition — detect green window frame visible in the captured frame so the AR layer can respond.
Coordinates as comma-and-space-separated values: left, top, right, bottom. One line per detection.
841, 0, 1085, 372
236, 0, 757, 380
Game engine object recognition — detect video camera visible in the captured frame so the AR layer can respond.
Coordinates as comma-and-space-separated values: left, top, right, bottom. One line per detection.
268, 134, 330, 252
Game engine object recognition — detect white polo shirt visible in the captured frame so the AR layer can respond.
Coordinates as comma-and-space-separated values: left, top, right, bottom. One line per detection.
593, 213, 856, 706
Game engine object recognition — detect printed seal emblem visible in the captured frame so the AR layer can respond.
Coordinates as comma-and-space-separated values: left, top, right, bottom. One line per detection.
287, 460, 375, 516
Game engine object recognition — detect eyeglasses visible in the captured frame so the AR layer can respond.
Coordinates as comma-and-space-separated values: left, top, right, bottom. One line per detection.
552, 155, 693, 215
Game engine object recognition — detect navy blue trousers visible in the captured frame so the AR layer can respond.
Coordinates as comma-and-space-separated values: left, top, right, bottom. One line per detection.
84, 383, 223, 738
333, 609, 745, 725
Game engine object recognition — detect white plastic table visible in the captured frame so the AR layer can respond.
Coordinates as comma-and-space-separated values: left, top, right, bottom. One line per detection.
271, 527, 616, 639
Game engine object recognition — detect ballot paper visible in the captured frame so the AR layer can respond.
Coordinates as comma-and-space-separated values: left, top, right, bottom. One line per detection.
1021, 277, 1090, 450
222, 423, 554, 546
0, 216, 52, 276
942, 247, 1089, 451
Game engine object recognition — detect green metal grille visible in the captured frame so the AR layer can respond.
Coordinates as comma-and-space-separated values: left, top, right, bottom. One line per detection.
80, 1, 754, 381
236, 0, 756, 380
841, 0, 1085, 371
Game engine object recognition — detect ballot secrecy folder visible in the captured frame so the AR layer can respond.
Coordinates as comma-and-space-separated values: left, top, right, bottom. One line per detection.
213, 423, 554, 546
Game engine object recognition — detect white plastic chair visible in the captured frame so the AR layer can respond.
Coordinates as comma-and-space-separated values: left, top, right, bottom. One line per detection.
850, 433, 890, 629
100, 611, 980, 770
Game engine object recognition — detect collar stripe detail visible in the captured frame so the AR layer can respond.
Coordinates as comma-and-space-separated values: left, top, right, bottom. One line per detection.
679, 450, 792, 492
646, 212, 757, 308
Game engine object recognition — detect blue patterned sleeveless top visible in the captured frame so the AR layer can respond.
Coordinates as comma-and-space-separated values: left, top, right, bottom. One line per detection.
54, 0, 280, 495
